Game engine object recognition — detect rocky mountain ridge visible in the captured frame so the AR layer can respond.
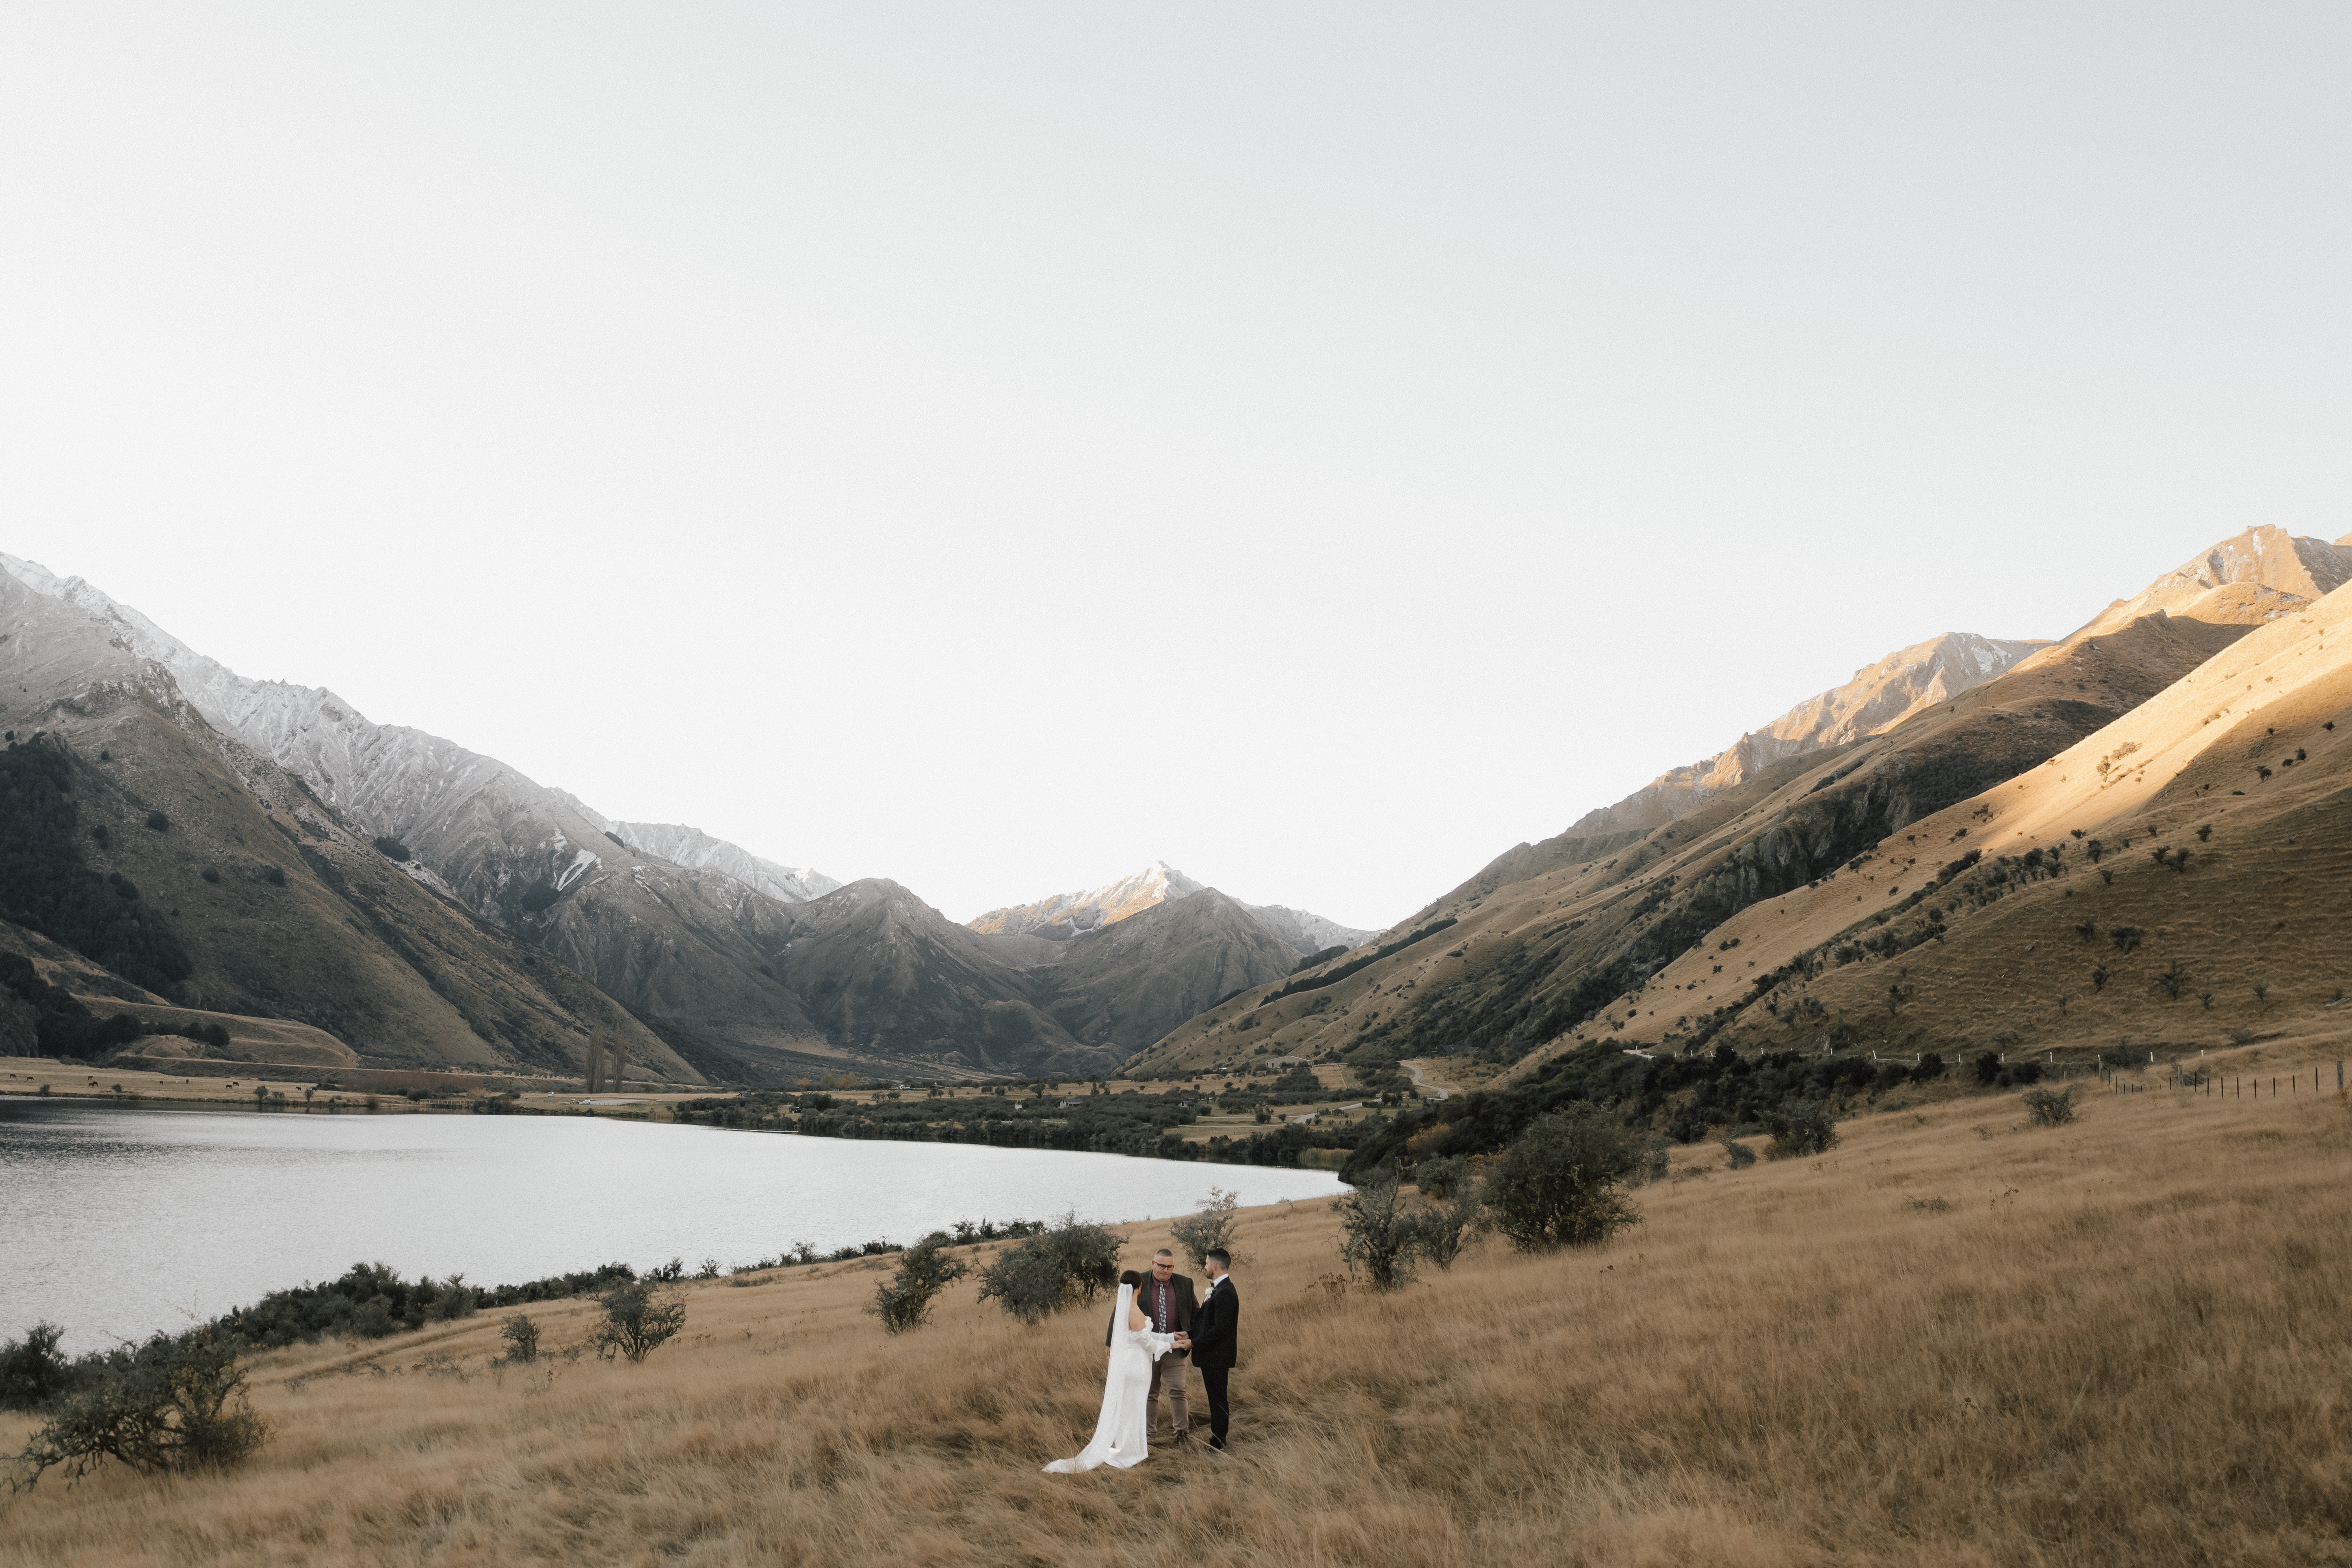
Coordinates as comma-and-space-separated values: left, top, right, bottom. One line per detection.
1135, 525, 2351, 1078
1567, 631, 2048, 840
969, 859, 1377, 953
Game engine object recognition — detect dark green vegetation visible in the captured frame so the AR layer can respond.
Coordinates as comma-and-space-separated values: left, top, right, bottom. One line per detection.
0, 952, 145, 1057
868, 1234, 970, 1334
0, 739, 191, 993
1342, 1040, 1951, 1182
5, 1327, 267, 1488
1263, 918, 1456, 1004
217, 1260, 643, 1349
0, 951, 240, 1057
590, 1280, 688, 1362
678, 1078, 1379, 1169
1483, 1105, 1645, 1250
974, 1212, 1125, 1326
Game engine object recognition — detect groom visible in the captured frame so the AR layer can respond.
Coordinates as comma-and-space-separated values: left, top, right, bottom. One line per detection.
1179, 1248, 1239, 1451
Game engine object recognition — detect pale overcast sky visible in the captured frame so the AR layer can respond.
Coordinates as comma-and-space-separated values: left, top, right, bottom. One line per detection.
2, 5, 2345, 928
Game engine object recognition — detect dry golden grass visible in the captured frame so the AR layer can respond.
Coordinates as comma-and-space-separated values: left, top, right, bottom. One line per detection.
5, 1075, 2348, 1567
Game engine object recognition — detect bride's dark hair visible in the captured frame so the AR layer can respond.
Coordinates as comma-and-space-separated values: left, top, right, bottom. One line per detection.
1118, 1269, 1144, 1289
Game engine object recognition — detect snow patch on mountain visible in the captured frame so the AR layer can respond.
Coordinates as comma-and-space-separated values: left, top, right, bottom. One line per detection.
613, 823, 840, 904
968, 861, 1376, 953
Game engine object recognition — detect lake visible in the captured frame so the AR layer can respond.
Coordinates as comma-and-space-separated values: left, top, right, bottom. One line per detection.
0, 1102, 1344, 1351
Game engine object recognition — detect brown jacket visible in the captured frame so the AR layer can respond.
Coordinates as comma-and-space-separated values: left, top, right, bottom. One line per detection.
1106, 1272, 1197, 1347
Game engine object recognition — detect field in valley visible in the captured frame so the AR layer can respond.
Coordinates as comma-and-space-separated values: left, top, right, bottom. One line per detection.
3, 1063, 2347, 1567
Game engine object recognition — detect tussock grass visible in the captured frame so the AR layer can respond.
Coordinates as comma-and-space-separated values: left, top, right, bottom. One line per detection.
5, 1080, 2348, 1566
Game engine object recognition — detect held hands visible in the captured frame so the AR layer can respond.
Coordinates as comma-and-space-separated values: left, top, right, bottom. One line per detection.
1171, 1333, 1191, 1349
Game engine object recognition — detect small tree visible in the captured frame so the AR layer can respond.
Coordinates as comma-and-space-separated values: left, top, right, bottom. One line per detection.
1407, 1173, 1485, 1271
1336, 1166, 1420, 1291
9, 1328, 267, 1486
977, 1211, 1125, 1324
1720, 1135, 1758, 1170
869, 1232, 969, 1334
1486, 1105, 1642, 1251
499, 1314, 540, 1363
592, 1280, 687, 1362
0, 1323, 74, 1411
1167, 1187, 1243, 1273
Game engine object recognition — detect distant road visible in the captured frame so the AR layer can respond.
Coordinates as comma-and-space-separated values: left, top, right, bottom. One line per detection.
1403, 1060, 1454, 1101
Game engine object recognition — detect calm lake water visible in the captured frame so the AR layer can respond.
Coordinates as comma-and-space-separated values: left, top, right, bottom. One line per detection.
0, 1103, 1343, 1352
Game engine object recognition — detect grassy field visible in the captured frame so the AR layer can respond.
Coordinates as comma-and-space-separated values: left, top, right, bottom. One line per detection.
4, 1066, 2347, 1566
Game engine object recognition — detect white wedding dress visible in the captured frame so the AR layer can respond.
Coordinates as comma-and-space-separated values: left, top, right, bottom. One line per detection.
1043, 1283, 1177, 1473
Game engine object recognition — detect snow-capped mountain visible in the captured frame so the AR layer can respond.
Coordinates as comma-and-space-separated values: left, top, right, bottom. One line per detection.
0, 552, 858, 1079
968, 860, 1377, 953
614, 823, 841, 904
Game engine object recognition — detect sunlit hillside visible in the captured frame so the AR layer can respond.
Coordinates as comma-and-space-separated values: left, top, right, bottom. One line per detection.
6, 1062, 2346, 1567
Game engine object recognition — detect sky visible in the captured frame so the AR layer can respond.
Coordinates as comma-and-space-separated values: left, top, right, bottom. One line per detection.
2, 4, 2345, 929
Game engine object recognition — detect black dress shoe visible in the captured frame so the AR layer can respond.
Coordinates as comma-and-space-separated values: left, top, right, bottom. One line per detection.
1207, 1436, 1226, 1451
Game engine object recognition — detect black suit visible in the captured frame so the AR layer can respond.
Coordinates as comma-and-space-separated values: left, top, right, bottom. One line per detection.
1187, 1274, 1239, 1442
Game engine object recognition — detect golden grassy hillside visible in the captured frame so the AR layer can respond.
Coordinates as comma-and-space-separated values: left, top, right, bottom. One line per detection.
5, 1071, 2347, 1566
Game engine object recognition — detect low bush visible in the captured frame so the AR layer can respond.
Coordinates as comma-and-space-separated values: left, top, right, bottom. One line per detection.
499, 1315, 539, 1363
2022, 1086, 2077, 1126
1485, 1105, 1642, 1251
976, 1211, 1125, 1324
1764, 1100, 1838, 1159
1413, 1154, 1470, 1200
868, 1232, 969, 1334
592, 1280, 687, 1362
1409, 1176, 1485, 1271
7, 1328, 267, 1487
371, 837, 413, 862
1721, 1135, 1758, 1170
144, 812, 169, 833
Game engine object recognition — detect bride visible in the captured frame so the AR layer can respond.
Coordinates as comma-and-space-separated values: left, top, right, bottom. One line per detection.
1043, 1271, 1182, 1473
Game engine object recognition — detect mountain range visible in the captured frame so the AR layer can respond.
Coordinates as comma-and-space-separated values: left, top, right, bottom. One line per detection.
11, 523, 2349, 1093
1133, 525, 2352, 1086
0, 554, 1363, 1083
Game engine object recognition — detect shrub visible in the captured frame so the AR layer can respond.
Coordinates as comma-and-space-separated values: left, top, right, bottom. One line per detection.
1972, 1050, 2002, 1086
200, 867, 220, 883
1335, 1167, 1421, 1291
1721, 1135, 1758, 1170
591, 1280, 687, 1362
1911, 1052, 1945, 1083
8, 1328, 268, 1486
372, 837, 414, 862
1413, 1154, 1469, 1200
869, 1232, 970, 1334
1167, 1187, 1243, 1273
1408, 1174, 1485, 1271
422, 1276, 477, 1323
976, 1211, 1125, 1324
258, 865, 286, 887
1765, 1100, 1838, 1159
1486, 1105, 1642, 1251
0, 1323, 74, 1411
143, 812, 169, 833
2022, 1086, 2076, 1126
499, 1314, 540, 1363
